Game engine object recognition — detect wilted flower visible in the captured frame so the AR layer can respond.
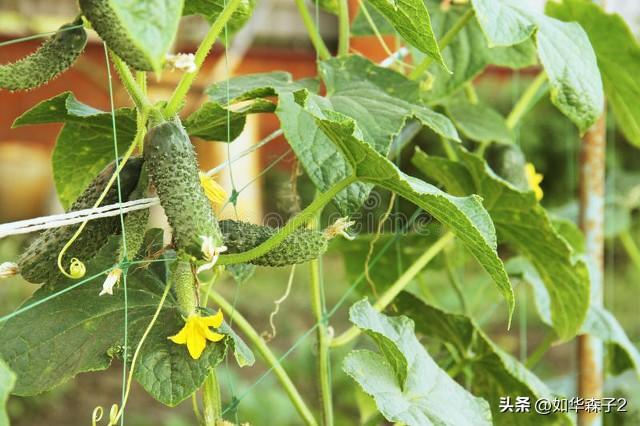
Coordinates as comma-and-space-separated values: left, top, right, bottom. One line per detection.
99, 267, 122, 296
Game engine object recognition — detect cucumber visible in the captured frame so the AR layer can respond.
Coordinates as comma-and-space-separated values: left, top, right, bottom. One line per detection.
0, 19, 87, 91
171, 258, 197, 317
18, 157, 143, 284
117, 165, 150, 262
486, 144, 529, 191
144, 119, 223, 257
220, 220, 328, 267
79, 0, 170, 72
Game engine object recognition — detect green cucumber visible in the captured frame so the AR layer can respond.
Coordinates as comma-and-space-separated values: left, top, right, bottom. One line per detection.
486, 144, 529, 191
220, 220, 328, 267
0, 19, 87, 91
117, 164, 150, 262
144, 118, 223, 257
171, 258, 197, 317
18, 157, 143, 284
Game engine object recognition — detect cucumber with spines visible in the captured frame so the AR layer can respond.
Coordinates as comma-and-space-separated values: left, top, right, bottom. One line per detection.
17, 157, 143, 284
220, 220, 328, 267
144, 118, 223, 257
117, 164, 150, 262
0, 19, 87, 91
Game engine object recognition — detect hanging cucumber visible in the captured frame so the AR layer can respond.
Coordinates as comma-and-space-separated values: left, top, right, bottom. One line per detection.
117, 164, 150, 262
0, 19, 87, 91
144, 118, 223, 258
220, 220, 329, 267
17, 157, 143, 284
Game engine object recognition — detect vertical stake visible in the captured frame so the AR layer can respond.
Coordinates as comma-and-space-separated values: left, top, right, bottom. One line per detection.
577, 108, 606, 426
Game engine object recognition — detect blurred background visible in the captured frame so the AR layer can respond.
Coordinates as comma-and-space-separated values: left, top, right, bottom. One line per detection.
1, 1, 640, 425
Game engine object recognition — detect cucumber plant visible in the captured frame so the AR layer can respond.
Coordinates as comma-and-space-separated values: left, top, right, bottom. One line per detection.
0, 0, 639, 425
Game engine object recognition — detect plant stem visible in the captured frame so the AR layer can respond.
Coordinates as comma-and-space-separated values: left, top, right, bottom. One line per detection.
218, 175, 357, 265
164, 0, 243, 118
464, 82, 479, 104
409, 8, 475, 80
331, 231, 454, 347
525, 332, 556, 369
110, 52, 152, 113
619, 231, 640, 273
337, 0, 350, 57
209, 290, 318, 426
505, 72, 548, 130
202, 371, 222, 425
294, 0, 331, 60
309, 240, 333, 425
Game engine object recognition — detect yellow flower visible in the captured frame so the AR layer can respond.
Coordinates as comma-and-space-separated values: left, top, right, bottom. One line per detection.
168, 311, 225, 359
69, 258, 86, 279
525, 163, 544, 201
199, 172, 227, 210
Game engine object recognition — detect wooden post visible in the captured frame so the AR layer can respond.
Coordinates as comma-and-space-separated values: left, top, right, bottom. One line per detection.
577, 109, 606, 426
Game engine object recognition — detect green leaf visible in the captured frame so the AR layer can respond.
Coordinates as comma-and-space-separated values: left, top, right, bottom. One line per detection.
344, 299, 492, 425
207, 71, 317, 103
395, 292, 572, 426
209, 56, 459, 215
351, 5, 395, 36
218, 322, 255, 367
444, 96, 514, 144
307, 103, 514, 317
184, 99, 274, 142
0, 359, 15, 426
546, 0, 640, 147
413, 148, 589, 339
184, 0, 255, 37
470, 0, 604, 132
12, 92, 137, 209
0, 244, 228, 406
366, 0, 446, 69
420, 2, 536, 103
507, 257, 640, 379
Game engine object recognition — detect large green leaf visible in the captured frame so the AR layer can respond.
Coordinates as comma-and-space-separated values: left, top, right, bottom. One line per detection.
351, 4, 395, 36
208, 56, 459, 215
0, 360, 14, 426
507, 257, 640, 379
12, 92, 137, 209
343, 299, 492, 425
547, 0, 640, 147
413, 148, 589, 339
470, 0, 604, 132
184, 0, 255, 37
366, 0, 446, 69
395, 292, 572, 426
421, 1, 537, 103
184, 99, 274, 141
0, 243, 228, 406
304, 100, 514, 316
444, 96, 514, 144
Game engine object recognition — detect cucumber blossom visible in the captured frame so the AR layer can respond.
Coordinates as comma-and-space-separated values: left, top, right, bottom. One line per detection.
18, 157, 143, 284
0, 19, 87, 91
144, 119, 223, 257
220, 220, 328, 267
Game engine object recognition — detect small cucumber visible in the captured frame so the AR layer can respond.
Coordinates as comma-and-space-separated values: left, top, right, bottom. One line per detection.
171, 258, 197, 317
144, 119, 223, 257
0, 19, 87, 91
220, 220, 328, 267
486, 144, 529, 190
18, 157, 143, 284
